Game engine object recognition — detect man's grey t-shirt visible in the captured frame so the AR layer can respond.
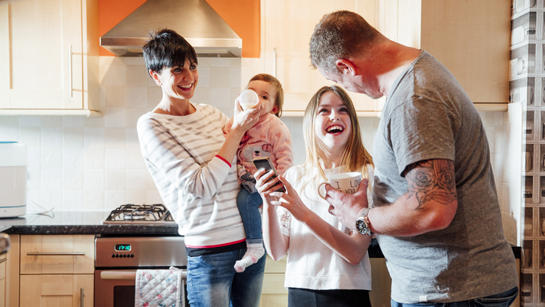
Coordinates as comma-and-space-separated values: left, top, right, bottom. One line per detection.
373, 51, 517, 303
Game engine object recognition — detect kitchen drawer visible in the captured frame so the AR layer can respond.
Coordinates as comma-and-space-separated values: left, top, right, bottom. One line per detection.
20, 235, 94, 274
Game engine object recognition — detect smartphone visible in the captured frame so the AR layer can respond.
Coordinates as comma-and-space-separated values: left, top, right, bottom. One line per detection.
253, 157, 286, 192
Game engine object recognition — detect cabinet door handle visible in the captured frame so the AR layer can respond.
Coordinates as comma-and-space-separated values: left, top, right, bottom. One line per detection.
26, 251, 86, 256
7, 3, 13, 90
68, 44, 73, 98
80, 287, 84, 307
273, 47, 277, 77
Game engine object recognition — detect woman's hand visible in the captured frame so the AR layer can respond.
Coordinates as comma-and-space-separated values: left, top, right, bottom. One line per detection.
215, 100, 260, 170
231, 99, 260, 133
222, 118, 233, 135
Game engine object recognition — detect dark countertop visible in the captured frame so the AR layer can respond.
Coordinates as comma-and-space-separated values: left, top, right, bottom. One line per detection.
0, 211, 519, 259
0, 211, 179, 236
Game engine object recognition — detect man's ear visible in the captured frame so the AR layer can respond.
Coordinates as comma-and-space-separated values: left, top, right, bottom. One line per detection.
149, 69, 162, 86
335, 59, 357, 75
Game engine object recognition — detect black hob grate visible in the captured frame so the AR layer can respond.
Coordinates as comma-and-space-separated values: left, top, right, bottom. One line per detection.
103, 203, 175, 224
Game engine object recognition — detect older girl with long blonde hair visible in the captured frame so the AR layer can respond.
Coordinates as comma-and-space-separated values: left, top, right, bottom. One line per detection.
255, 85, 374, 307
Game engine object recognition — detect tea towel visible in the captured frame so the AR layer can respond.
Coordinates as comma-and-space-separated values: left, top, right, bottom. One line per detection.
135, 267, 185, 307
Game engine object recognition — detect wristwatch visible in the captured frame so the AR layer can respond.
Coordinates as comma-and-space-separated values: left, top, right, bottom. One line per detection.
356, 208, 372, 236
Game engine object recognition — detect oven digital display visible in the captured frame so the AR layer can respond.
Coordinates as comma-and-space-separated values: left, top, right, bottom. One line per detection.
115, 244, 131, 252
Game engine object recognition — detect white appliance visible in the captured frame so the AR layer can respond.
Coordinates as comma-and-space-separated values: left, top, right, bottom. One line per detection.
0, 142, 26, 217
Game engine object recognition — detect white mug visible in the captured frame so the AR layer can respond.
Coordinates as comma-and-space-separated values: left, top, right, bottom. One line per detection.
318, 171, 362, 199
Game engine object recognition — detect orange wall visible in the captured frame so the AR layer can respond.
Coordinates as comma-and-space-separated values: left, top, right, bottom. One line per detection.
98, 0, 146, 56
97, 0, 260, 57
206, 0, 260, 57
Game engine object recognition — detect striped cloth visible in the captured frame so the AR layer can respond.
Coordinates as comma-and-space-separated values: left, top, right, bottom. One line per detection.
137, 104, 245, 247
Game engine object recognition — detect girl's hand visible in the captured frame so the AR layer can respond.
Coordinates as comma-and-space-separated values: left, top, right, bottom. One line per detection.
272, 176, 310, 222
255, 168, 285, 202
255, 169, 309, 222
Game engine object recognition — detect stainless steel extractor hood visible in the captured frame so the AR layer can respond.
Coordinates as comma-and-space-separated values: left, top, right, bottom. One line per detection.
100, 0, 242, 57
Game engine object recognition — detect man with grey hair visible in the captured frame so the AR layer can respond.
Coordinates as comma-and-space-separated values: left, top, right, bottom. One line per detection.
312, 10, 518, 307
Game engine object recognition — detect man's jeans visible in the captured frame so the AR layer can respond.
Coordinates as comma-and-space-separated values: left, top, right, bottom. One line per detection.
187, 247, 266, 307
391, 287, 518, 307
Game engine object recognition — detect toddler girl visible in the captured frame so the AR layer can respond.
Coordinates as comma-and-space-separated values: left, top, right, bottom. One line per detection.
233, 73, 293, 272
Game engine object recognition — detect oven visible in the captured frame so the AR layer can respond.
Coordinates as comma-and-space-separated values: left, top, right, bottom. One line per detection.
95, 204, 188, 307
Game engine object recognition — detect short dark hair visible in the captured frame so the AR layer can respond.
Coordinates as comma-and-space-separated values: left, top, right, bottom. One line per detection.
143, 29, 198, 73
309, 11, 380, 73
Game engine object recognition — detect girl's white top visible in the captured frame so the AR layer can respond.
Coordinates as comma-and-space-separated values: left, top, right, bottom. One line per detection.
279, 164, 372, 290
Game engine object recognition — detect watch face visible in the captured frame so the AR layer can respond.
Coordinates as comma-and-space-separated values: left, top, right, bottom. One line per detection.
356, 217, 371, 236
356, 219, 364, 230
356, 218, 371, 235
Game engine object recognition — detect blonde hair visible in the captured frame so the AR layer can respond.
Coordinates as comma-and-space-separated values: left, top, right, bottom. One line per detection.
303, 85, 373, 179
249, 73, 284, 117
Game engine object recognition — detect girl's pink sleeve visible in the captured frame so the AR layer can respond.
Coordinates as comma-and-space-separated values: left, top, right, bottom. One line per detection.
270, 118, 293, 176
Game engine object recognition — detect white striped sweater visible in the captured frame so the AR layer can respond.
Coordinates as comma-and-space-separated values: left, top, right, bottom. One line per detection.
136, 104, 245, 247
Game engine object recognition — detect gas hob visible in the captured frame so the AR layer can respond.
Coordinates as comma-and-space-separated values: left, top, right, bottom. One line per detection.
103, 204, 176, 225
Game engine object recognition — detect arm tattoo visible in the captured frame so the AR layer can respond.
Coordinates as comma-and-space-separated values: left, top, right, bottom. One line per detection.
404, 159, 456, 209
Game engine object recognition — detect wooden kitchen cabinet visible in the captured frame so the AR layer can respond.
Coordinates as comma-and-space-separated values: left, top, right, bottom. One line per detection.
261, 0, 383, 116
0, 252, 6, 307
0, 0, 100, 116
5, 235, 95, 307
378, 0, 511, 104
20, 274, 93, 307
260, 0, 509, 116
5, 235, 19, 307
259, 256, 287, 307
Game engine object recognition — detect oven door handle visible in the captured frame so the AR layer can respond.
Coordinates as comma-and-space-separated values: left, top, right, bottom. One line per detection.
99, 269, 187, 280
100, 270, 137, 280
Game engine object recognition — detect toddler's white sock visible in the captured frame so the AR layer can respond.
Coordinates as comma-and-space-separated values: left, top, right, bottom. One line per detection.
234, 243, 265, 273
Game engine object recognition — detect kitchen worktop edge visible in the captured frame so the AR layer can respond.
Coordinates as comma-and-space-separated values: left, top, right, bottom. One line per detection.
0, 211, 179, 235
0, 211, 519, 259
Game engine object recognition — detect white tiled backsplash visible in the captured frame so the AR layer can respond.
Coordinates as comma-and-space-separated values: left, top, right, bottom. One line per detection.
0, 56, 517, 242
0, 56, 244, 212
